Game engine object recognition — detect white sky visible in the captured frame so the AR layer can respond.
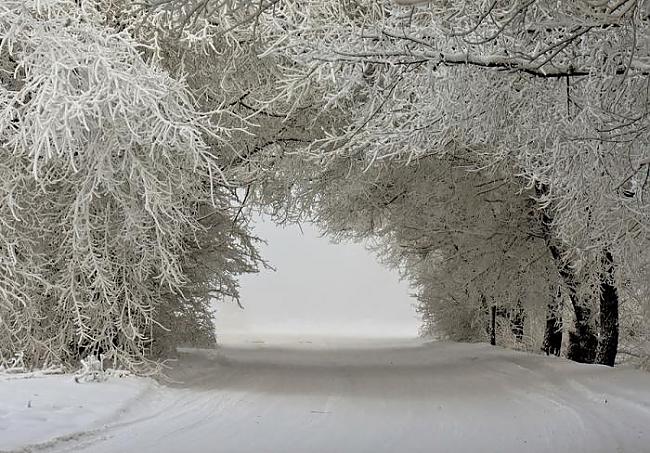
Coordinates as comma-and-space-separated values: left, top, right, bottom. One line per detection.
213, 215, 420, 338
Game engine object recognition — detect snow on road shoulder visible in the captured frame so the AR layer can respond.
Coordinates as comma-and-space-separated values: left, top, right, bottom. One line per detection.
0, 372, 153, 452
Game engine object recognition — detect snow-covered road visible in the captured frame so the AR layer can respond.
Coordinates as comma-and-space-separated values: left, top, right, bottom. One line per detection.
4, 338, 650, 453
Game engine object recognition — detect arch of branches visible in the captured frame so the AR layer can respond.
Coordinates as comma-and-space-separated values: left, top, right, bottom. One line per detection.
1, 0, 649, 372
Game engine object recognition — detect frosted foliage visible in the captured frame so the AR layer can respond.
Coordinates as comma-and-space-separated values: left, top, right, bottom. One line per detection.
150, 2, 650, 354
294, 152, 552, 345
145, 1, 641, 356
0, 0, 259, 370
2, 0, 649, 369
215, 1, 650, 343
248, 1, 650, 250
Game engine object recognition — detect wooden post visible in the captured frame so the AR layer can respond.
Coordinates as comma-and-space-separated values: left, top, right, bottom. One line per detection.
490, 305, 496, 346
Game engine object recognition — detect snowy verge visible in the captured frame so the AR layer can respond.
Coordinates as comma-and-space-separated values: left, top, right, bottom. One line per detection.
0, 372, 153, 452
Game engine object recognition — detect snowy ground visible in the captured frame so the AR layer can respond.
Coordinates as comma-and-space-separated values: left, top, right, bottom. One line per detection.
2, 337, 650, 453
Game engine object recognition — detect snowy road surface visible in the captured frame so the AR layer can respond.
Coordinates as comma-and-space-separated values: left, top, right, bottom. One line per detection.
3, 338, 650, 453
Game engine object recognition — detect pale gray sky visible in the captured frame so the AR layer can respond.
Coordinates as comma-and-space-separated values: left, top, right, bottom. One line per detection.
213, 215, 420, 338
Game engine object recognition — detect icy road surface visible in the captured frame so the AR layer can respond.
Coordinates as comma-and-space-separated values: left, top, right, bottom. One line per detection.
3, 338, 650, 453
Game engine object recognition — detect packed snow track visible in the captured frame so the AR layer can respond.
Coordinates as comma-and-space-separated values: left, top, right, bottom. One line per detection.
3, 338, 650, 453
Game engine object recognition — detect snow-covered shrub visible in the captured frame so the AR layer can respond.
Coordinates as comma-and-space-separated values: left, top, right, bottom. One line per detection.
74, 355, 106, 383
618, 271, 650, 370
0, 0, 261, 371
0, 352, 26, 374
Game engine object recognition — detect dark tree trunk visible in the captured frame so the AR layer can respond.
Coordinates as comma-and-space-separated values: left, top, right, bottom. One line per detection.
490, 305, 496, 346
566, 300, 598, 363
536, 187, 597, 364
596, 250, 619, 367
542, 288, 562, 356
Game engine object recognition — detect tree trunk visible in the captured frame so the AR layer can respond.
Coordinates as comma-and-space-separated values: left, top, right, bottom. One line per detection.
566, 299, 598, 363
542, 288, 562, 356
536, 188, 597, 364
595, 250, 619, 367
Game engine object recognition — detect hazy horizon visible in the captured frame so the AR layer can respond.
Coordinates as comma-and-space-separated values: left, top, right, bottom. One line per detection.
213, 215, 420, 338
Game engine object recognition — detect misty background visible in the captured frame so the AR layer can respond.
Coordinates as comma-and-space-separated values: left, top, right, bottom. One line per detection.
213, 215, 420, 338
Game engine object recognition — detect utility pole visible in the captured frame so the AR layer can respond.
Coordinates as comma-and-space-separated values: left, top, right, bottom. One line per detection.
490, 305, 496, 346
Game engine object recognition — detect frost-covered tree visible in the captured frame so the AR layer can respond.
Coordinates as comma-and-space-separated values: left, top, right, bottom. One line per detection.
322, 156, 555, 344
255, 140, 561, 348
0, 0, 262, 370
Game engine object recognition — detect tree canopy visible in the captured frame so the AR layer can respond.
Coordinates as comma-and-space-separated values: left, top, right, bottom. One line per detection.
2, 0, 650, 371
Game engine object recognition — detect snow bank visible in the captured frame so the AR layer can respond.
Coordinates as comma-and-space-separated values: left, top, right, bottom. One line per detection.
0, 373, 152, 451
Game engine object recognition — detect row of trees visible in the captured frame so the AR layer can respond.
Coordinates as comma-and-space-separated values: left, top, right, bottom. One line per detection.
1, 0, 649, 370
240, 0, 650, 366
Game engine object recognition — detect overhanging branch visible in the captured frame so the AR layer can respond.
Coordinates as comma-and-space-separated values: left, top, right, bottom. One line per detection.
329, 48, 650, 78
